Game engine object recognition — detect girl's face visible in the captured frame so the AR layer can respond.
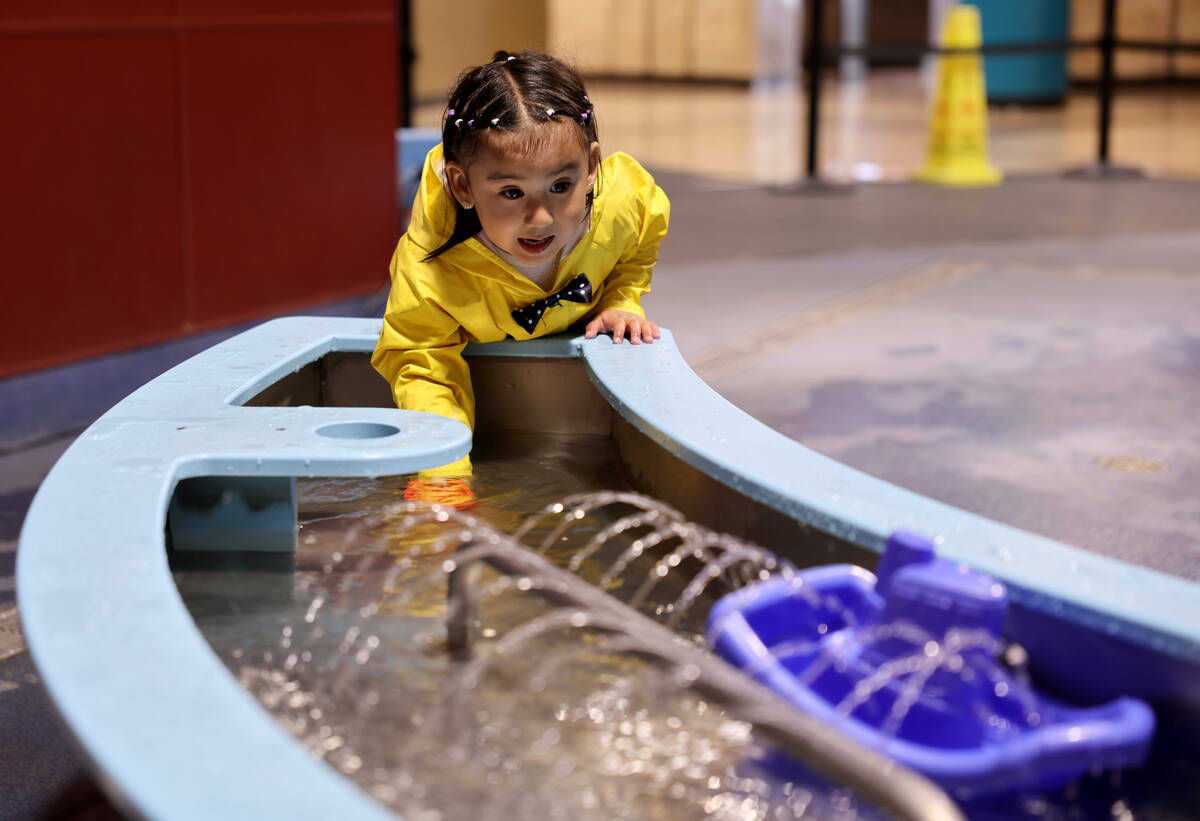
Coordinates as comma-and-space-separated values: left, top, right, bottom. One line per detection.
445, 122, 601, 269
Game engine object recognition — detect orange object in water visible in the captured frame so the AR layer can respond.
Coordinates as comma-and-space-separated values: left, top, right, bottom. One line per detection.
403, 478, 476, 509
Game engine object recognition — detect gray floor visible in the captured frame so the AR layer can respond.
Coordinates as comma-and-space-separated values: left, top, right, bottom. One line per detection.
645, 173, 1200, 581
3, 171, 1198, 817
1, 439, 123, 819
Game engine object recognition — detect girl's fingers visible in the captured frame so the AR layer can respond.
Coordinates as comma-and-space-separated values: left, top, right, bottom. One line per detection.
583, 314, 659, 345
612, 317, 626, 343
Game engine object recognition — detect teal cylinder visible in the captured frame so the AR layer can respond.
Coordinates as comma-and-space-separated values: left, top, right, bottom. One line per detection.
973, 0, 1070, 104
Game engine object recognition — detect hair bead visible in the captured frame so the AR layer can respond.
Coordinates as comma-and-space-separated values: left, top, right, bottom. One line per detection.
491, 118, 500, 126
454, 118, 463, 127
448, 109, 455, 116
467, 119, 475, 126
545, 108, 555, 117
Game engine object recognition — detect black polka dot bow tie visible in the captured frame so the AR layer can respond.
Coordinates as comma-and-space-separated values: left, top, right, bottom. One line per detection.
511, 273, 592, 334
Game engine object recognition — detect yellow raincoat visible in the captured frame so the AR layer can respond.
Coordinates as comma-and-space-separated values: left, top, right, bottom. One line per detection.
372, 143, 670, 474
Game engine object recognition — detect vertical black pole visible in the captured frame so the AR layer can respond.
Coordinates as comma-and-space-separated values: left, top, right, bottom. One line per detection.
1096, 0, 1117, 166
804, 0, 826, 179
1066, 0, 1140, 178
397, 0, 414, 128
773, 0, 849, 194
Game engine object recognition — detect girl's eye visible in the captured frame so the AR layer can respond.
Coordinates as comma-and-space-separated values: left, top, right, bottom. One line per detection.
500, 188, 523, 200
550, 180, 572, 194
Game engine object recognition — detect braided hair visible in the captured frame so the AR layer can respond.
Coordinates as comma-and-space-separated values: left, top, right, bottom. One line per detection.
424, 51, 599, 261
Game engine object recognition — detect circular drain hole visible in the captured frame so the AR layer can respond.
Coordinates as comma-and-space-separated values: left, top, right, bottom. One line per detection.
315, 422, 401, 440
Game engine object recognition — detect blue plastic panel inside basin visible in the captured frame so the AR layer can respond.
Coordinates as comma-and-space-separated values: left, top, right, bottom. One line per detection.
706, 532, 1156, 799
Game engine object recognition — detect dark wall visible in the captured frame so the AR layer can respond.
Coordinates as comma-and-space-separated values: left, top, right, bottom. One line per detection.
823, 0, 929, 66
0, 2, 399, 378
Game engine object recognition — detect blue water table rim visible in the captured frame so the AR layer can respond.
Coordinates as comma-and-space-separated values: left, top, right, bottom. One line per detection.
16, 315, 1200, 819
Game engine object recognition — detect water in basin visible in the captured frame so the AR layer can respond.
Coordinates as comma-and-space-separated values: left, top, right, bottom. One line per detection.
170, 431, 1195, 820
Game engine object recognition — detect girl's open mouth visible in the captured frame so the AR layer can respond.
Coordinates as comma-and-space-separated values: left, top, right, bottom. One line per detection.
517, 236, 554, 254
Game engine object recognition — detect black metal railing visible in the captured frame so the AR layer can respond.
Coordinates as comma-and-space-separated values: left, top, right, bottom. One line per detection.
797, 0, 1200, 187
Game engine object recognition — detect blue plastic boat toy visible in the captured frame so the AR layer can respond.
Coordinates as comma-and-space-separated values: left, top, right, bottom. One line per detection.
706, 531, 1156, 798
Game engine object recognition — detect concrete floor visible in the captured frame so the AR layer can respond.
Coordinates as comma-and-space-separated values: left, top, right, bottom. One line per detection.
1, 438, 123, 820
3, 168, 1199, 817
646, 172, 1200, 582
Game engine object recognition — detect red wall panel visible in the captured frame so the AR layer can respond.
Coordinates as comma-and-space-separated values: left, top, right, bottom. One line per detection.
179, 1, 391, 14
185, 25, 397, 326
2, 33, 185, 373
0, 2, 174, 23
0, 7, 397, 379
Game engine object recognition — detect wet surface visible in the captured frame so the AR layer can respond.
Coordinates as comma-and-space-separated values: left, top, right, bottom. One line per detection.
0, 652, 125, 821
171, 432, 1200, 821
173, 434, 873, 820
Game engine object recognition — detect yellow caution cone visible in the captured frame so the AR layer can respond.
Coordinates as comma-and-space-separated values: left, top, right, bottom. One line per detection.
915, 4, 1002, 187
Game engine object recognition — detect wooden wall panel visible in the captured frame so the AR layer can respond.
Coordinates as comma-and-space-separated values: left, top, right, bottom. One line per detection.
546, 0, 795, 82
693, 0, 755, 79
649, 0, 691, 78
415, 0, 547, 101
1177, 0, 1200, 76
1072, 0, 1179, 80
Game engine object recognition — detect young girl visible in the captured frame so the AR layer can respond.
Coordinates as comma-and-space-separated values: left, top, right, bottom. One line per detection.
372, 51, 669, 498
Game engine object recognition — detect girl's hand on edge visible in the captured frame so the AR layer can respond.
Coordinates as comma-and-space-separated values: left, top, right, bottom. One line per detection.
584, 310, 661, 345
